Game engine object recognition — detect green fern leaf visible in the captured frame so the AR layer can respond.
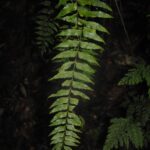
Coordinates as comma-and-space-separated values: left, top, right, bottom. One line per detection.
62, 80, 93, 91
83, 28, 105, 43
49, 0, 112, 149
53, 51, 77, 60
50, 71, 76, 81
58, 29, 82, 37
119, 63, 150, 97
49, 89, 70, 98
78, 7, 112, 18
62, 14, 78, 24
35, 1, 57, 55
103, 118, 144, 150
80, 19, 109, 33
71, 90, 90, 100
78, 52, 99, 65
59, 62, 74, 71
78, 0, 112, 11
80, 41, 104, 51
118, 64, 144, 85
51, 112, 68, 122
50, 126, 66, 136
128, 123, 144, 149
56, 3, 77, 18
50, 105, 69, 114
50, 97, 69, 108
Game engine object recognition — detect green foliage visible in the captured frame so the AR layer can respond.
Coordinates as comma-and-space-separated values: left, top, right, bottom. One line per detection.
35, 1, 57, 55
119, 63, 150, 97
126, 95, 150, 126
103, 118, 144, 150
125, 95, 150, 147
104, 63, 150, 150
104, 95, 150, 150
48, 0, 112, 149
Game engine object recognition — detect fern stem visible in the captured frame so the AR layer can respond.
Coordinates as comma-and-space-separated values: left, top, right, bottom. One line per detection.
61, 1, 81, 148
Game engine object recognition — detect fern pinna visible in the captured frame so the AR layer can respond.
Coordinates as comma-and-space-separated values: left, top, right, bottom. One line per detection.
49, 0, 112, 149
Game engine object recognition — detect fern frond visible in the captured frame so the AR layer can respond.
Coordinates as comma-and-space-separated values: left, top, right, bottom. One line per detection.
118, 63, 150, 98
103, 118, 144, 150
49, 0, 112, 149
128, 123, 144, 149
35, 1, 57, 55
127, 95, 150, 126
118, 64, 144, 85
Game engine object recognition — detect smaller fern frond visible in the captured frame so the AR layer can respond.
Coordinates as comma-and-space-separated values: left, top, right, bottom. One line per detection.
118, 63, 150, 98
103, 118, 144, 150
118, 64, 145, 86
128, 123, 144, 149
35, 1, 57, 55
127, 95, 150, 126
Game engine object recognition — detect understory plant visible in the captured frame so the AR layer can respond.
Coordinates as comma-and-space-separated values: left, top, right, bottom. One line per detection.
104, 63, 150, 150
35, 0, 149, 150
47, 0, 112, 149
35, 1, 57, 56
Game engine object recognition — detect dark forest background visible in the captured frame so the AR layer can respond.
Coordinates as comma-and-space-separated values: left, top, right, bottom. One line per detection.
0, 0, 149, 150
